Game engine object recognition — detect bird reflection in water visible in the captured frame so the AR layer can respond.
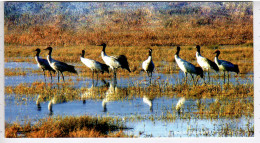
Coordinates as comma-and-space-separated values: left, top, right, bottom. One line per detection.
176, 97, 186, 115
81, 79, 109, 104
102, 79, 128, 112
143, 95, 154, 112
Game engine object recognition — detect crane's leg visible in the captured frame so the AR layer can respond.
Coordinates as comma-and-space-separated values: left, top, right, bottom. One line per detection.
191, 74, 195, 85
208, 71, 210, 83
61, 72, 65, 82
57, 71, 60, 83
43, 70, 46, 83
113, 69, 117, 84
150, 72, 152, 84
96, 73, 99, 86
185, 72, 188, 84
195, 76, 199, 86
49, 71, 53, 83
224, 71, 226, 84
228, 72, 230, 85
92, 71, 94, 85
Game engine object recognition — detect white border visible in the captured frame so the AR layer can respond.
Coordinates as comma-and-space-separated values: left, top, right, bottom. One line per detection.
1, 1, 260, 143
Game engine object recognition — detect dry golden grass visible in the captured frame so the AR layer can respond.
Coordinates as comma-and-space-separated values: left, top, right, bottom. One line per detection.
5, 68, 27, 76
4, 3, 252, 47
4, 3, 253, 77
5, 116, 127, 138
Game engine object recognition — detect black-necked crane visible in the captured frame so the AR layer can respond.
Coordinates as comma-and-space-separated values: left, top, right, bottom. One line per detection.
196, 45, 219, 83
142, 49, 155, 84
214, 50, 239, 84
98, 43, 130, 81
80, 49, 109, 85
175, 46, 203, 85
35, 48, 55, 83
44, 47, 77, 83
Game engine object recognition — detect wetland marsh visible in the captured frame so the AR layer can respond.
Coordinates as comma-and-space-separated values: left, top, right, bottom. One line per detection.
4, 2, 253, 138
4, 44, 254, 137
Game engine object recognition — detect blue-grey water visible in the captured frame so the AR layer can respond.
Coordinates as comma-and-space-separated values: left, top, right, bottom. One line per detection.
4, 62, 254, 137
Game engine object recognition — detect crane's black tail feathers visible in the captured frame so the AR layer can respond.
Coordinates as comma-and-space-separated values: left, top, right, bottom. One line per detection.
67, 65, 78, 74
234, 65, 239, 74
208, 59, 219, 72
118, 55, 131, 72
101, 64, 109, 74
195, 67, 204, 78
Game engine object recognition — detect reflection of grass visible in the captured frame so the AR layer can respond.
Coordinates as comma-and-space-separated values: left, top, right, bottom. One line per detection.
5, 116, 127, 138
5, 79, 253, 118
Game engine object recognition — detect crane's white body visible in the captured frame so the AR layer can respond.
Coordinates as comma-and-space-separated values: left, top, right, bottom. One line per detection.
35, 56, 52, 71
101, 51, 120, 70
175, 55, 196, 74
81, 57, 105, 73
214, 50, 239, 84
196, 52, 211, 71
214, 57, 236, 72
35, 49, 55, 83
45, 47, 77, 82
47, 55, 67, 72
142, 56, 154, 73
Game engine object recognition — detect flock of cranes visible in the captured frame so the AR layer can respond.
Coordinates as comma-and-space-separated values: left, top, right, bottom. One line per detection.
34, 44, 240, 114
35, 44, 239, 85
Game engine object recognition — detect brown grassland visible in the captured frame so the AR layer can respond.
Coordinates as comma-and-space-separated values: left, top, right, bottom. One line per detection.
5, 116, 127, 138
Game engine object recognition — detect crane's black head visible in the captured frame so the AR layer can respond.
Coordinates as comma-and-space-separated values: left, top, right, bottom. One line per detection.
81, 50, 85, 58
98, 43, 107, 51
98, 43, 106, 46
176, 46, 180, 56
196, 67, 204, 78
44, 47, 53, 55
44, 47, 53, 51
149, 49, 152, 56
214, 50, 220, 57
35, 48, 41, 52
196, 45, 201, 53
35, 48, 41, 56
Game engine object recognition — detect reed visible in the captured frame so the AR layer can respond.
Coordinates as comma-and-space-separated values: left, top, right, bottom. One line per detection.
5, 116, 127, 138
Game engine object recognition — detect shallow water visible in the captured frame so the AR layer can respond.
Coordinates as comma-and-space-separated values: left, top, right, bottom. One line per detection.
4, 62, 254, 137
5, 93, 253, 137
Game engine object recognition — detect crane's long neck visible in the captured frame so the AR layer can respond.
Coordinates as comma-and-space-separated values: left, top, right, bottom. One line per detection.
101, 45, 107, 58
196, 46, 201, 58
47, 49, 52, 63
81, 51, 85, 58
175, 47, 181, 60
148, 51, 152, 60
35, 51, 40, 62
214, 53, 220, 64
196, 49, 201, 58
175, 48, 180, 57
36, 51, 40, 57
